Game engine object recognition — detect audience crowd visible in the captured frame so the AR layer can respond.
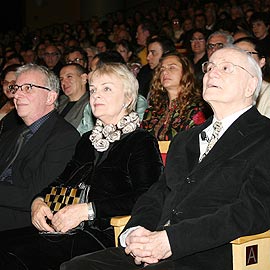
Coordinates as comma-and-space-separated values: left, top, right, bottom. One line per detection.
0, 1, 269, 128
0, 0, 270, 268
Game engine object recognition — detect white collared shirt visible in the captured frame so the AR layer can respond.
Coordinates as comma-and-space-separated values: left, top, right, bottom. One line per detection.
199, 106, 252, 160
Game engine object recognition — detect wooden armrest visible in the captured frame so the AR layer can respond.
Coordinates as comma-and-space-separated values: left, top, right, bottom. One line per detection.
158, 141, 170, 153
110, 215, 131, 227
111, 215, 131, 247
231, 230, 270, 245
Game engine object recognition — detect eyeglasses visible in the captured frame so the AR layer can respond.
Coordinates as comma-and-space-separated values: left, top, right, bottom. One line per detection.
10, 83, 51, 94
246, 51, 259, 56
190, 38, 205, 43
206, 43, 224, 50
66, 58, 84, 64
202, 61, 254, 77
43, 52, 60, 58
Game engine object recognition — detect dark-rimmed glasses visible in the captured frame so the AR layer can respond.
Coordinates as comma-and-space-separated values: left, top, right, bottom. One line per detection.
10, 83, 51, 94
207, 43, 224, 50
202, 61, 254, 77
246, 51, 259, 56
66, 58, 84, 64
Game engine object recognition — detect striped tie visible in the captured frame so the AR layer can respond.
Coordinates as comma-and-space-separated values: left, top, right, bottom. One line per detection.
199, 121, 222, 162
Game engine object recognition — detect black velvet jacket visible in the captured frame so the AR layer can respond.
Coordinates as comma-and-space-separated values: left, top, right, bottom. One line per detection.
39, 128, 163, 230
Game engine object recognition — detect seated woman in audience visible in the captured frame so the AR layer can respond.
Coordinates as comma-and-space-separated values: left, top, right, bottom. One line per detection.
0, 63, 163, 270
141, 51, 207, 141
0, 64, 23, 135
77, 51, 147, 136
0, 64, 18, 120
188, 28, 209, 88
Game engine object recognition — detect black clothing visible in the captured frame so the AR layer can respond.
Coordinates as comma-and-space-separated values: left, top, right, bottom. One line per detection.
137, 64, 154, 99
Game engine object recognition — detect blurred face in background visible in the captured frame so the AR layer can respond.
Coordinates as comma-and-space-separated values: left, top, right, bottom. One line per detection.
252, 20, 269, 40
147, 42, 163, 69
43, 45, 61, 69
116, 44, 132, 63
191, 32, 206, 55
2, 71, 16, 99
234, 41, 265, 68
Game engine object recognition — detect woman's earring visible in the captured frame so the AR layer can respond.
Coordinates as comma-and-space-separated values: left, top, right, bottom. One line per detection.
122, 104, 128, 109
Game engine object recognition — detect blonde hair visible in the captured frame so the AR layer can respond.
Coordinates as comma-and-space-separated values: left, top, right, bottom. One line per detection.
89, 63, 138, 113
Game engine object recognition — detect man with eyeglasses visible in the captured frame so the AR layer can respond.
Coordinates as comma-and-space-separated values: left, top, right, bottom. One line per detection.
206, 30, 234, 58
43, 44, 63, 77
64, 46, 88, 71
61, 46, 270, 270
0, 64, 80, 231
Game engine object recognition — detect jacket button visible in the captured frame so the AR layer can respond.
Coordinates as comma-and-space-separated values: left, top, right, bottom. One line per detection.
186, 177, 195, 183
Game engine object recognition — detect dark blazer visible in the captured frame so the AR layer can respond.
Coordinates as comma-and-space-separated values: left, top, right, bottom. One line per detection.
0, 110, 80, 231
0, 109, 24, 136
39, 128, 163, 230
125, 107, 270, 269
58, 92, 89, 129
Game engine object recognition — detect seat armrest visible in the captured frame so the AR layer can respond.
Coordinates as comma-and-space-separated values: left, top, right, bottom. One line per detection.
111, 215, 131, 247
230, 230, 270, 245
110, 215, 131, 227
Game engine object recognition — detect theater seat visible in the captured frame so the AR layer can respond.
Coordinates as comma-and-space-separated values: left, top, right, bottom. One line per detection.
158, 141, 170, 165
110, 216, 270, 269
111, 140, 270, 269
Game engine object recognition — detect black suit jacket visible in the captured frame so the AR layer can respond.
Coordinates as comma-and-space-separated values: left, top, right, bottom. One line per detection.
125, 107, 270, 269
0, 110, 80, 231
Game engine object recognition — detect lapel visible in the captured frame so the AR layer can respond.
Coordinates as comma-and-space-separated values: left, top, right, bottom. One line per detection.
58, 92, 89, 125
17, 111, 59, 160
195, 106, 262, 169
184, 117, 212, 170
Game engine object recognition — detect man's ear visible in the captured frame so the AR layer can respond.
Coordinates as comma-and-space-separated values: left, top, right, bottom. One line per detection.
245, 76, 258, 98
81, 73, 88, 84
46, 91, 58, 105
259, 57, 266, 68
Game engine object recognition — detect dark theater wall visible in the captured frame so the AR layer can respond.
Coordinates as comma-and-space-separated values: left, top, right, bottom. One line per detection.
0, 0, 156, 32
0, 0, 24, 32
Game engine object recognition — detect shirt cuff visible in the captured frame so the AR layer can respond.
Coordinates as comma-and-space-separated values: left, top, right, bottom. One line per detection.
119, 226, 140, 247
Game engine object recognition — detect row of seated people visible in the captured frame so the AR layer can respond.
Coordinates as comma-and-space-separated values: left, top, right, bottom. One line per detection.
0, 43, 208, 140
1, 44, 268, 267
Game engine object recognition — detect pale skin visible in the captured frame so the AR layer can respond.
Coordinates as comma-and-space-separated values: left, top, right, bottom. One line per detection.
160, 55, 183, 107
14, 70, 58, 126
125, 227, 172, 265
31, 198, 89, 233
32, 71, 131, 233
203, 47, 258, 120
59, 65, 87, 101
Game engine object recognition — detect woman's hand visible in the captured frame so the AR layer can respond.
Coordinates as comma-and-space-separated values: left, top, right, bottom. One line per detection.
31, 197, 55, 232
51, 203, 88, 233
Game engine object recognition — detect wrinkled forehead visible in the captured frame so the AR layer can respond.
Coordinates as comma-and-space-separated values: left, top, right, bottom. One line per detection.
208, 34, 227, 44
210, 47, 248, 65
